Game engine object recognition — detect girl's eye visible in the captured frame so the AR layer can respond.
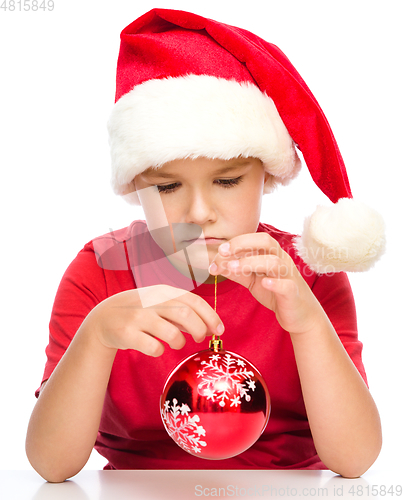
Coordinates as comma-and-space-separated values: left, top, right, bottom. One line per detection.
155, 176, 243, 194
156, 182, 180, 194
216, 176, 243, 188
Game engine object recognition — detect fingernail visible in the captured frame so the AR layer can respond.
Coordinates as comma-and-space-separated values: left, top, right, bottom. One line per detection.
217, 323, 225, 335
219, 242, 230, 255
209, 262, 218, 274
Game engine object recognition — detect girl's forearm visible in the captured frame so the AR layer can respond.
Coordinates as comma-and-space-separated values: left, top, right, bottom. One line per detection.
25, 316, 117, 483
290, 316, 382, 478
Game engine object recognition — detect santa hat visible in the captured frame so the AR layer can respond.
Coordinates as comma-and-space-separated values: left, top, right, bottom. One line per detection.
107, 8, 385, 273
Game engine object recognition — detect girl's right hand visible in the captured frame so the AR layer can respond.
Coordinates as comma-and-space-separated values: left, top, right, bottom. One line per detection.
85, 285, 224, 357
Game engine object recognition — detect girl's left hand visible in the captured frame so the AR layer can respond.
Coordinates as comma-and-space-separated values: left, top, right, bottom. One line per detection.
208, 232, 326, 336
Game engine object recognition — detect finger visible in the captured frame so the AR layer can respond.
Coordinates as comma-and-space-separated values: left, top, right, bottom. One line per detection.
153, 294, 224, 342
218, 233, 283, 259
128, 330, 166, 358
210, 233, 289, 276
158, 303, 209, 344
177, 292, 225, 336
219, 255, 292, 279
144, 316, 187, 350
142, 285, 225, 337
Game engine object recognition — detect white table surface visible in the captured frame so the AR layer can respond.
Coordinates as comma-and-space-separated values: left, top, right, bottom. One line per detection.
1, 468, 402, 500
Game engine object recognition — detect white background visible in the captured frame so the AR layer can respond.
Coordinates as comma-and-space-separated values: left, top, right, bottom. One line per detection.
0, 0, 402, 477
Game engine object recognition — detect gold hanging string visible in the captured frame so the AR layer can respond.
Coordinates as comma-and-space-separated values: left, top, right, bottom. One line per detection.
209, 274, 223, 352
214, 274, 217, 312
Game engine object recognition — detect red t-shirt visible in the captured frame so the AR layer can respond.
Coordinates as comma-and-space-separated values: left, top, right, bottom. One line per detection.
37, 221, 367, 470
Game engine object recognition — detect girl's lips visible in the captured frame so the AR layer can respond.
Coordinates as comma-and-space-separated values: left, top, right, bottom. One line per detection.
186, 238, 225, 245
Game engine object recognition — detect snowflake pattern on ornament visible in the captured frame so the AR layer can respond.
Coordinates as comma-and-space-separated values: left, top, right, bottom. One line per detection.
161, 398, 207, 454
197, 353, 256, 407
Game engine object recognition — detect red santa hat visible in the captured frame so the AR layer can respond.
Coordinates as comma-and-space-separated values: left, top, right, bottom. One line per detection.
107, 8, 385, 273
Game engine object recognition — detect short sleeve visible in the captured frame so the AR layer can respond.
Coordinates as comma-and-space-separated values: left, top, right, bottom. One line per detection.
311, 271, 368, 385
35, 243, 109, 397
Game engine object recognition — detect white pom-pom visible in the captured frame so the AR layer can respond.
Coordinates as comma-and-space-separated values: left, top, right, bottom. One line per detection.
294, 198, 386, 273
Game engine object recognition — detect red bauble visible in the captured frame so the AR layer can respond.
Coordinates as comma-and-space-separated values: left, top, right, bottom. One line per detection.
160, 347, 270, 460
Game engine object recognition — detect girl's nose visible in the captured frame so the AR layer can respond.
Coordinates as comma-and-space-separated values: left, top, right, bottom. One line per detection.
185, 190, 217, 225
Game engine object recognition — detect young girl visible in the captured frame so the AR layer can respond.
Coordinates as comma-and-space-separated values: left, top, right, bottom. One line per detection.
25, 8, 384, 482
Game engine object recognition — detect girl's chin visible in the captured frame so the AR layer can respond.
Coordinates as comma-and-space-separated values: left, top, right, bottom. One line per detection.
167, 255, 208, 280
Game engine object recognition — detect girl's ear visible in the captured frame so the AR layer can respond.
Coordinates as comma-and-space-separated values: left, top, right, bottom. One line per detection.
263, 171, 272, 189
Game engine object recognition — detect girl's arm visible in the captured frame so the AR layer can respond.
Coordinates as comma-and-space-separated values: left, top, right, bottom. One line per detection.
210, 233, 382, 477
26, 286, 224, 483
289, 313, 382, 478
26, 318, 117, 483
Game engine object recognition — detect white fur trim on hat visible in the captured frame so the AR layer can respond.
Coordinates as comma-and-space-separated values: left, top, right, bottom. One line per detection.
294, 198, 386, 273
107, 75, 301, 200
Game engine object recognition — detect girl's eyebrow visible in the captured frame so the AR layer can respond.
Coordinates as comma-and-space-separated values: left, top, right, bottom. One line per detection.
142, 160, 251, 179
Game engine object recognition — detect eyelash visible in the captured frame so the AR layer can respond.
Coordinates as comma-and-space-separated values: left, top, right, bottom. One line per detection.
156, 176, 243, 194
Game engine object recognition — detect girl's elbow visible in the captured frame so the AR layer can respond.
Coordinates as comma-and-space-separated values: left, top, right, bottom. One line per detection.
27, 457, 84, 484
328, 437, 383, 478
25, 440, 84, 483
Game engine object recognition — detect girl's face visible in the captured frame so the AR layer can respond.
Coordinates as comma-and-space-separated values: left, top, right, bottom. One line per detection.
133, 157, 270, 284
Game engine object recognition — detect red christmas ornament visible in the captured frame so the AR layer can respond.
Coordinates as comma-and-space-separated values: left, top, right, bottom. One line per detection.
160, 336, 270, 459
